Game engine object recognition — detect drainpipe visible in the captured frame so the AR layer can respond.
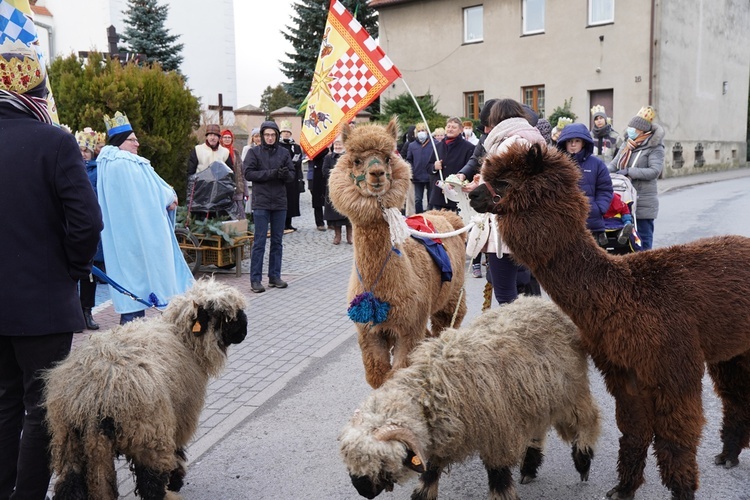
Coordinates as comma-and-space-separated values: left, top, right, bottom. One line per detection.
648, 0, 656, 105
34, 20, 54, 62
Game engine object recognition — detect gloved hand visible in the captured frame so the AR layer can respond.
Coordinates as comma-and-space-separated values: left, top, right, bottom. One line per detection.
616, 168, 629, 176
622, 214, 633, 225
277, 166, 289, 179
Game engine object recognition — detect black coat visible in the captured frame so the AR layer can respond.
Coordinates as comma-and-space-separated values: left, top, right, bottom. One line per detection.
0, 104, 103, 335
429, 135, 475, 210
244, 143, 295, 211
322, 151, 348, 223
278, 139, 303, 217
309, 149, 327, 209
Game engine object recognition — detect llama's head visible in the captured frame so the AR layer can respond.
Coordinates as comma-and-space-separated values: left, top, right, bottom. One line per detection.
468, 142, 590, 263
164, 277, 248, 376
340, 410, 427, 498
328, 117, 412, 225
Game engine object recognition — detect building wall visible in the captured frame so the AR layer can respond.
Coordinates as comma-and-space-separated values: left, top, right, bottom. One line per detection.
36, 0, 237, 112
375, 0, 749, 175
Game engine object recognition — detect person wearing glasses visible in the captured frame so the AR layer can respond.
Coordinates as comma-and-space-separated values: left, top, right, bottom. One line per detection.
96, 111, 194, 324
243, 120, 295, 293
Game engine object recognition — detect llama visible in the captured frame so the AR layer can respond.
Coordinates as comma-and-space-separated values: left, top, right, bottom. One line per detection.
340, 296, 601, 499
328, 118, 467, 388
43, 278, 247, 500
469, 142, 750, 500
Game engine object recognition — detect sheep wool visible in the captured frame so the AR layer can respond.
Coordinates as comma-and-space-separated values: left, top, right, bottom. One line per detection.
43, 278, 248, 500
340, 296, 601, 500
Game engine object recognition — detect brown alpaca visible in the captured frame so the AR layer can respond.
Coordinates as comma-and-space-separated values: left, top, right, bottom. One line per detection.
328, 118, 467, 388
469, 143, 750, 500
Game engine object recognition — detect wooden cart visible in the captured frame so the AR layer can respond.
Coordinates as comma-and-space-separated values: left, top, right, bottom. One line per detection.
176, 228, 253, 277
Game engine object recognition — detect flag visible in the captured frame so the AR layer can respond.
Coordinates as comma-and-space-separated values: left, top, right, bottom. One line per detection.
300, 0, 401, 158
0, 0, 59, 123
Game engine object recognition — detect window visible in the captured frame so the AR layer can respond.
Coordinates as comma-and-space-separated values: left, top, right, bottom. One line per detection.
522, 85, 545, 117
464, 91, 484, 120
589, 0, 614, 25
522, 0, 544, 35
464, 5, 483, 43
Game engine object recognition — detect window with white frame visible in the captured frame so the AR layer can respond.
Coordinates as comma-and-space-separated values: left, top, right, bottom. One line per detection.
464, 5, 483, 43
589, 0, 614, 25
522, 0, 544, 35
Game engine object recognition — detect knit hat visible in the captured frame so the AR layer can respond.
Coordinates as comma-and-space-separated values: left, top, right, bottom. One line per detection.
590, 104, 607, 120
535, 118, 552, 144
205, 124, 221, 136
251, 127, 260, 136
279, 120, 293, 133
627, 106, 655, 132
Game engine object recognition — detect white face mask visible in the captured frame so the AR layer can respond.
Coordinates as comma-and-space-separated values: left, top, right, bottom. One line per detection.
417, 131, 428, 142
463, 128, 473, 136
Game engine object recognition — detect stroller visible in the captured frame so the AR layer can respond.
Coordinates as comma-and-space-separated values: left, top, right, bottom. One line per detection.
601, 173, 643, 254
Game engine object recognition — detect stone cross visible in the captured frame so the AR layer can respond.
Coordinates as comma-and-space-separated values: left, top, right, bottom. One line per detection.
208, 93, 234, 126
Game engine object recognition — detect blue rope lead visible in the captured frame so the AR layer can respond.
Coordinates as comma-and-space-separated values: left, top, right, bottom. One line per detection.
91, 266, 168, 308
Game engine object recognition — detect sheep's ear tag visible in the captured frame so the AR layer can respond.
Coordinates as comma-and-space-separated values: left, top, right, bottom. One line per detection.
403, 449, 425, 473
192, 321, 202, 333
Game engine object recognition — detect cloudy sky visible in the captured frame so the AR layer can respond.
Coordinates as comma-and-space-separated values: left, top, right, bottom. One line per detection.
233, 0, 295, 107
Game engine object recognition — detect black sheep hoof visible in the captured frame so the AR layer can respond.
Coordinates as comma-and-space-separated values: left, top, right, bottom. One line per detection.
606, 486, 635, 500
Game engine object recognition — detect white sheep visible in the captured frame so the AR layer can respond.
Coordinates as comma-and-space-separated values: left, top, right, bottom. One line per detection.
43, 278, 247, 500
339, 296, 601, 499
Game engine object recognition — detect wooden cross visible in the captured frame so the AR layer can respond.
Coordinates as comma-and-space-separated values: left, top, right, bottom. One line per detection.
208, 93, 234, 126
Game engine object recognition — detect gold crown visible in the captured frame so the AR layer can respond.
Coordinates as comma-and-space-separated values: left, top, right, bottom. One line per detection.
556, 117, 573, 129
279, 120, 293, 132
636, 106, 655, 123
590, 104, 606, 116
103, 111, 132, 135
95, 131, 107, 145
0, 50, 45, 94
75, 129, 98, 152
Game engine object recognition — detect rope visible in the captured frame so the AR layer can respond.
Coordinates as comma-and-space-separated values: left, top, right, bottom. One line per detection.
482, 280, 493, 311
91, 266, 167, 308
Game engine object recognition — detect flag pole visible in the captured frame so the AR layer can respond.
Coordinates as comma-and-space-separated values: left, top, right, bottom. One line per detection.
399, 78, 447, 204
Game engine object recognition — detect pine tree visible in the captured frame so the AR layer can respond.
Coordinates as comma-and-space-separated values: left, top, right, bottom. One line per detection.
260, 84, 296, 118
281, 0, 378, 105
120, 0, 184, 73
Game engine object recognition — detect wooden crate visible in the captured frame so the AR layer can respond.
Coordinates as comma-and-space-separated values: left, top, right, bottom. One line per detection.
184, 232, 253, 276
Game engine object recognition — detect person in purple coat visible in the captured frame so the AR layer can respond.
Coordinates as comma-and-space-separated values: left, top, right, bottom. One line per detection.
556, 122, 614, 246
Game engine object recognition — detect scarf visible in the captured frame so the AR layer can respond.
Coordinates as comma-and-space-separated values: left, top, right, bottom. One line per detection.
617, 131, 652, 170
0, 89, 52, 124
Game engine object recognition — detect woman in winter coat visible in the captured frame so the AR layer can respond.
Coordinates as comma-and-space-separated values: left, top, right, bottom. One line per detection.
323, 136, 352, 244
406, 122, 436, 213
607, 106, 664, 250
557, 123, 613, 246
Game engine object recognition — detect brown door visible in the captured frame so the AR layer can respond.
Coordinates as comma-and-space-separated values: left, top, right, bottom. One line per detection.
589, 89, 614, 129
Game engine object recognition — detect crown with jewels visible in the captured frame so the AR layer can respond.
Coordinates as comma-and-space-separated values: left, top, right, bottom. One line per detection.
75, 128, 99, 152
0, 41, 45, 94
103, 111, 133, 136
590, 104, 606, 117
556, 117, 573, 129
636, 106, 656, 123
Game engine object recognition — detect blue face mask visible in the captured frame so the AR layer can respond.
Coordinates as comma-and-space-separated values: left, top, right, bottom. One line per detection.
626, 127, 638, 140
417, 131, 428, 142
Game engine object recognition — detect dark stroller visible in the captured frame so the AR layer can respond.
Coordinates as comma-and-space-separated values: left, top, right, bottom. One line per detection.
601, 173, 642, 254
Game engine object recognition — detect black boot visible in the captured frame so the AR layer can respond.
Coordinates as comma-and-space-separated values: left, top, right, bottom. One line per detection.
83, 308, 99, 330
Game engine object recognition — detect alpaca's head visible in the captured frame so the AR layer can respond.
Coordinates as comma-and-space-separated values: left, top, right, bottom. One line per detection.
340, 410, 427, 498
164, 277, 247, 376
328, 117, 412, 225
468, 142, 590, 264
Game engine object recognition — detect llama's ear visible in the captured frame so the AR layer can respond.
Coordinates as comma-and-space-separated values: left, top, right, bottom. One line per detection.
385, 115, 400, 142
403, 449, 426, 474
526, 143, 546, 175
193, 306, 213, 336
341, 122, 352, 144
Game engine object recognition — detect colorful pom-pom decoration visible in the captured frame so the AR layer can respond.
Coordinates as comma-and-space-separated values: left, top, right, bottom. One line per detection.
347, 291, 390, 325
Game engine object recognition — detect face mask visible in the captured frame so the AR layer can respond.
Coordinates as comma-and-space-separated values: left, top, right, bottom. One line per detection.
464, 128, 473, 136
417, 131, 428, 142
626, 127, 638, 140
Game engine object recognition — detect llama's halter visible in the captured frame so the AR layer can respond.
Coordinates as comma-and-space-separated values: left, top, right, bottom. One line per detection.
350, 156, 392, 190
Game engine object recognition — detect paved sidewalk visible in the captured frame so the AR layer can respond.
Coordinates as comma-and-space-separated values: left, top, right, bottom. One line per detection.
65, 167, 748, 497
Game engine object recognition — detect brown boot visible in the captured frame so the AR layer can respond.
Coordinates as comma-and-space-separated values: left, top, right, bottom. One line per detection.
333, 226, 342, 245
345, 223, 353, 244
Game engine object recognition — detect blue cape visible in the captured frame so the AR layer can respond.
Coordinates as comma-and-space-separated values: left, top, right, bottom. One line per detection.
97, 146, 194, 313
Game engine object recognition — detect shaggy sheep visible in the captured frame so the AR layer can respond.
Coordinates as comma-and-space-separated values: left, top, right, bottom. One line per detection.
328, 117, 467, 388
43, 278, 247, 500
470, 142, 750, 500
339, 296, 601, 499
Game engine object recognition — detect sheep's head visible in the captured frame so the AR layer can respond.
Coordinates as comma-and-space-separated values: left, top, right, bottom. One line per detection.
340, 411, 427, 499
164, 277, 247, 376
328, 117, 412, 226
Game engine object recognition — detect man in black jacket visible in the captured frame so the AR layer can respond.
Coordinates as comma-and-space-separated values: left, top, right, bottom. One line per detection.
243, 121, 295, 293
0, 58, 102, 498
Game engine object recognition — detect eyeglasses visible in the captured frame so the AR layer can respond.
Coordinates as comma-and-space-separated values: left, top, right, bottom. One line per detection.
125, 138, 139, 143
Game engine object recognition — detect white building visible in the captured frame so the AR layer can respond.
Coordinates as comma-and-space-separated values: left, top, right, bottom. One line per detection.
30, 0, 237, 112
